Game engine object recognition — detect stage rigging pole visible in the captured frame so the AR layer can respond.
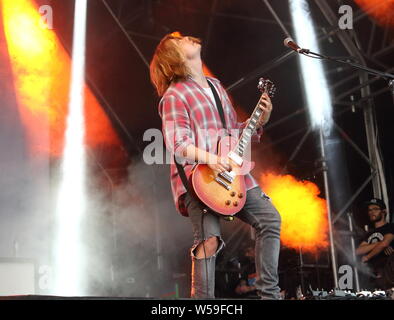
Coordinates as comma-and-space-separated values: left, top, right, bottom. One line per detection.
319, 127, 339, 288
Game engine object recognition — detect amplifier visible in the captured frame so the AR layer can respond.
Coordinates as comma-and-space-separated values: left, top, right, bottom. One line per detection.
0, 258, 36, 296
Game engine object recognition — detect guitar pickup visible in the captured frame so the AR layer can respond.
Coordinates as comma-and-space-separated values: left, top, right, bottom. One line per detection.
218, 171, 235, 183
215, 177, 231, 190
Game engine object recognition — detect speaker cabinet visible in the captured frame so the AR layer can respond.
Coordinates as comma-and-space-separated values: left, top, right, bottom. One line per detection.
0, 258, 36, 295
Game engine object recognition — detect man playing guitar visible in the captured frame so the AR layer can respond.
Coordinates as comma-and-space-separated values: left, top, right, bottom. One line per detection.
150, 32, 281, 299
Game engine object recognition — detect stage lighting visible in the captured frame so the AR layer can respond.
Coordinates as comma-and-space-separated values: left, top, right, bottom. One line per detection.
53, 0, 88, 296
289, 0, 333, 133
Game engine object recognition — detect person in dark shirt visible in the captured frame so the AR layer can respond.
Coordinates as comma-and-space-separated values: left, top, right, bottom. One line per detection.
356, 198, 394, 288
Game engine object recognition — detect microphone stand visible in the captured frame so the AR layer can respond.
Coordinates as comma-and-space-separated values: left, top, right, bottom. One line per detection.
298, 48, 394, 104
293, 47, 394, 290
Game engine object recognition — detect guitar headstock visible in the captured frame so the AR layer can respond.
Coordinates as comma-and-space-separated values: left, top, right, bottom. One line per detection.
257, 78, 276, 98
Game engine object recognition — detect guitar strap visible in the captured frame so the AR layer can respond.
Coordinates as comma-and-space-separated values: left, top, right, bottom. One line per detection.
174, 80, 227, 207
174, 157, 192, 194
207, 80, 227, 130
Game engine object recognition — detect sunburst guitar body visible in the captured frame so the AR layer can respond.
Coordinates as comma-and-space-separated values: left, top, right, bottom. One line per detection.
190, 78, 276, 216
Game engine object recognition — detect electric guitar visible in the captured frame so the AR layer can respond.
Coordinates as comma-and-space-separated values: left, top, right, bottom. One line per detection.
191, 78, 276, 216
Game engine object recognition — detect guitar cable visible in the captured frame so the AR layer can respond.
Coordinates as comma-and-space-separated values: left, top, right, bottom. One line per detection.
200, 208, 210, 298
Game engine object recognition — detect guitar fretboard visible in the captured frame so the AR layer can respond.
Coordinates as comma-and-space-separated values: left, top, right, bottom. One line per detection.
233, 103, 263, 157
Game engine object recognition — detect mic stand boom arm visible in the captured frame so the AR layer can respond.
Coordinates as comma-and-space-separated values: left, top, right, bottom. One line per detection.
299, 49, 394, 104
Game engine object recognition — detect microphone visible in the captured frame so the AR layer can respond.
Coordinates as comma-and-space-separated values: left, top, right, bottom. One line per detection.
284, 37, 308, 53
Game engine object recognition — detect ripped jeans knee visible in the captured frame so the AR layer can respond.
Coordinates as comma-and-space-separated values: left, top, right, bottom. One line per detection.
191, 236, 225, 260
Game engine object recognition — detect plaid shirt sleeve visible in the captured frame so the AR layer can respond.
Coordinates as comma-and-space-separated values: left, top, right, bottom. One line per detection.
159, 95, 195, 158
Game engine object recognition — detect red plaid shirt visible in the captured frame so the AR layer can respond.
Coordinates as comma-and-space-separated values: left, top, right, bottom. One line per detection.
159, 77, 263, 216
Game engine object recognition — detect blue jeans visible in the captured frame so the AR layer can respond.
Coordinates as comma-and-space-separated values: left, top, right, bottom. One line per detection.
184, 186, 282, 299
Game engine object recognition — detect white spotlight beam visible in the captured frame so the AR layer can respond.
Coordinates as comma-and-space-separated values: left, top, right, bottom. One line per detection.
289, 0, 338, 288
54, 0, 88, 296
289, 0, 333, 133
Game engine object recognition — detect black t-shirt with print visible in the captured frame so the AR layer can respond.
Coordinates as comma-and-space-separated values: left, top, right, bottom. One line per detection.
364, 223, 394, 269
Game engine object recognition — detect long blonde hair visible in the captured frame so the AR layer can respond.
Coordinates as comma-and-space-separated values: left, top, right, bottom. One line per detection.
149, 33, 191, 96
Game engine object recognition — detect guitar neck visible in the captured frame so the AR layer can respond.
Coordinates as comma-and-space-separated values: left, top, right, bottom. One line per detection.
232, 100, 263, 158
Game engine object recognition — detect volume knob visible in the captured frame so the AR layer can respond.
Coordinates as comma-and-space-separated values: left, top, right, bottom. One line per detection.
225, 200, 231, 206
230, 192, 236, 197
233, 201, 238, 207
238, 193, 244, 198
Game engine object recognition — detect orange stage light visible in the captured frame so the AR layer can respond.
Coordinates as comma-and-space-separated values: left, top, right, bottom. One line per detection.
170, 31, 182, 38
1, 0, 122, 159
354, 0, 394, 27
260, 172, 329, 254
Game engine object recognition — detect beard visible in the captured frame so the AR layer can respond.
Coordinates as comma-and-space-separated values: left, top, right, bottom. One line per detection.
370, 211, 383, 222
